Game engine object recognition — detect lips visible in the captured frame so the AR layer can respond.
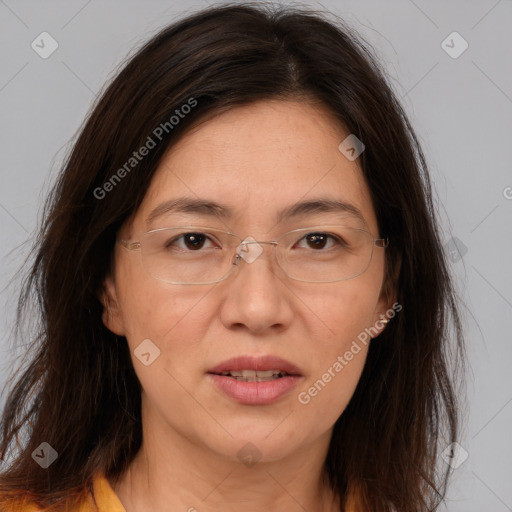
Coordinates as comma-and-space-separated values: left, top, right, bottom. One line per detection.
207, 355, 303, 405
208, 355, 302, 377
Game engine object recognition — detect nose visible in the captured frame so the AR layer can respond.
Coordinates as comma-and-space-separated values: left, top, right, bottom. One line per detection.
218, 241, 294, 334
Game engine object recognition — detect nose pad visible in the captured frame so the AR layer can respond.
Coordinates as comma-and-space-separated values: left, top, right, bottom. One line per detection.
235, 237, 265, 265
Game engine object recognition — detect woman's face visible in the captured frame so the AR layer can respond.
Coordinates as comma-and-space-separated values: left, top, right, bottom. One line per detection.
103, 100, 391, 464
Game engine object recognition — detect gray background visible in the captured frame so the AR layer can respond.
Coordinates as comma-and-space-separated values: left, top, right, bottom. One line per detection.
0, 0, 511, 510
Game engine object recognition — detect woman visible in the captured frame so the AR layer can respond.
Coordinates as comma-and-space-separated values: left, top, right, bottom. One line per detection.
0, 3, 465, 511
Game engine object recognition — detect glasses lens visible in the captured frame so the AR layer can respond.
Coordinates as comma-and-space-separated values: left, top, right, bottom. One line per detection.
277, 226, 374, 282
140, 228, 238, 284
138, 226, 376, 284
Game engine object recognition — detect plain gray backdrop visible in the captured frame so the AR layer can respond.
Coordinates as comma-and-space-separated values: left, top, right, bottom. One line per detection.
0, 0, 511, 510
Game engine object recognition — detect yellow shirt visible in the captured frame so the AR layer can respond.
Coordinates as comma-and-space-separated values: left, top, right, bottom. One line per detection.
77, 475, 126, 512
2, 474, 125, 512
6, 474, 357, 511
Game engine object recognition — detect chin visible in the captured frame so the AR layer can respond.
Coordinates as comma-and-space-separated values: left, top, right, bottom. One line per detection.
202, 424, 307, 463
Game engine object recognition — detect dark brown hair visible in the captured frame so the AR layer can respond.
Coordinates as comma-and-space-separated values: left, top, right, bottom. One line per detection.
0, 3, 465, 511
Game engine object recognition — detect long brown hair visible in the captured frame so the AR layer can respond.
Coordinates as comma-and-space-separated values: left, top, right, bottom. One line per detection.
0, 3, 465, 510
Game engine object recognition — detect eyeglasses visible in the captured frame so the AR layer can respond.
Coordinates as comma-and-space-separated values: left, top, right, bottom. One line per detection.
118, 225, 389, 285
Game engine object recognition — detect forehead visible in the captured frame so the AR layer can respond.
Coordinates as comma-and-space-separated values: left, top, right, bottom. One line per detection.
133, 100, 378, 234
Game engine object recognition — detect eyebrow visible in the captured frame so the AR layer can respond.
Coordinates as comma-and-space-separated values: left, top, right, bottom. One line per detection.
145, 196, 366, 227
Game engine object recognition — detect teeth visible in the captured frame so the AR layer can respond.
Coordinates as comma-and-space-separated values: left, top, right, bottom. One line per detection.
232, 370, 283, 378
219, 369, 286, 381
232, 375, 282, 382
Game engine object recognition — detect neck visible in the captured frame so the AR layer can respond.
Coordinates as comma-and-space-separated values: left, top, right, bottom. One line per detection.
110, 406, 340, 512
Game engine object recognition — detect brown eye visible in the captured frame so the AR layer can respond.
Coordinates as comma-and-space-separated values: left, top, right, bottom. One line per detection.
297, 232, 341, 250
164, 232, 214, 251
306, 233, 329, 249
183, 233, 207, 250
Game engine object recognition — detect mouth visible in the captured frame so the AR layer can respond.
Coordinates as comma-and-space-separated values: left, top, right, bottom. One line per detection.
213, 369, 293, 382
207, 355, 303, 405
207, 355, 302, 379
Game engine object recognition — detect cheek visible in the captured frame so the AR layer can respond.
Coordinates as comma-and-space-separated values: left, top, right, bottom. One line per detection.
116, 281, 217, 409
296, 299, 371, 429
294, 277, 381, 422
313, 276, 382, 347
300, 353, 368, 435
312, 243, 385, 334
114, 256, 212, 356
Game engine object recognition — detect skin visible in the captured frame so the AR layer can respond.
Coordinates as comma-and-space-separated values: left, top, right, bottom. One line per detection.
102, 99, 394, 512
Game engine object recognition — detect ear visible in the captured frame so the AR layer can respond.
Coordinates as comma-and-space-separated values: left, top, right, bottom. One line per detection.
100, 273, 126, 336
371, 254, 401, 339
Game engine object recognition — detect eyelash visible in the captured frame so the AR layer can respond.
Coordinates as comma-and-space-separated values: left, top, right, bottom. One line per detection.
167, 232, 343, 251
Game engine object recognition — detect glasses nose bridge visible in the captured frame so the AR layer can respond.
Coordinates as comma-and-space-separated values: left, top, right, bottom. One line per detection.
239, 239, 278, 246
